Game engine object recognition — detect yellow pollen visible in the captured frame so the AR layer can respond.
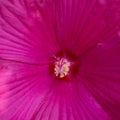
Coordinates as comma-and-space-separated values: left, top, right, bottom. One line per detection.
54, 58, 71, 78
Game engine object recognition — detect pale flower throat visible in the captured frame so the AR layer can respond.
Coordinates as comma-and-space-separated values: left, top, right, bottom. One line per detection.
54, 57, 71, 78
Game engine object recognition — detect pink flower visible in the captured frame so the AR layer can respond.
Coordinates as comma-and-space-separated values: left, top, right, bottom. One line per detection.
0, 0, 120, 119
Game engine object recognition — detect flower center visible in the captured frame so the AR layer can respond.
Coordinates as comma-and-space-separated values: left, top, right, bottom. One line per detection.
49, 51, 80, 80
54, 57, 71, 78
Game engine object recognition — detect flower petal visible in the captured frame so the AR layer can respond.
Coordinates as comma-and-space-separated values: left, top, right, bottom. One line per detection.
55, 0, 120, 55
30, 80, 109, 120
80, 38, 120, 119
0, 61, 51, 119
0, 0, 59, 64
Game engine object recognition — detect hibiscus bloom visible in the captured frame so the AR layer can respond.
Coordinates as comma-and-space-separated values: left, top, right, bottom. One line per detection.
0, 0, 120, 119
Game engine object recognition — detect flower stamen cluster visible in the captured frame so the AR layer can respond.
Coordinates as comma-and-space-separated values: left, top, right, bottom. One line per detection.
54, 57, 71, 78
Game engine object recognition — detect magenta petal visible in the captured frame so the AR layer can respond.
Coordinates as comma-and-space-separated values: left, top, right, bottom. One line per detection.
81, 38, 120, 119
60, 80, 109, 120
55, 0, 120, 55
0, 62, 51, 119
0, 0, 59, 64
30, 80, 109, 120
